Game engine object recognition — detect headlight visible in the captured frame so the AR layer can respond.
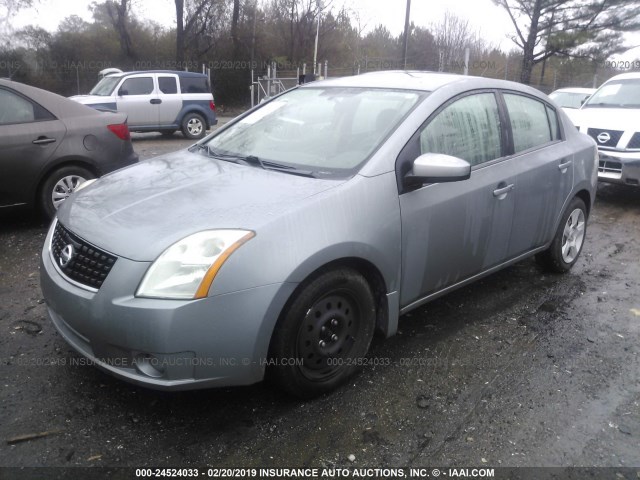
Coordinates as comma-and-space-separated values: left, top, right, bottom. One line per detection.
136, 230, 255, 299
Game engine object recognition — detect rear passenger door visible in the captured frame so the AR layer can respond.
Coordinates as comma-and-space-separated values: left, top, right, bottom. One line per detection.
501, 92, 573, 257
115, 75, 158, 127
157, 75, 182, 127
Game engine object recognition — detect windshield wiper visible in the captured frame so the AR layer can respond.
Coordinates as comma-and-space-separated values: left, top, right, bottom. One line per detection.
199, 146, 316, 178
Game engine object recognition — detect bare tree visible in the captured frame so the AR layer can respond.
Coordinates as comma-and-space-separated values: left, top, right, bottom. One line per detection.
1, 0, 35, 41
105, 0, 135, 60
174, 0, 217, 64
431, 11, 488, 72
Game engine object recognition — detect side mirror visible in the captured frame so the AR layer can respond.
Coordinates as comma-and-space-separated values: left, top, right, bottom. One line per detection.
118, 88, 128, 96
404, 153, 471, 187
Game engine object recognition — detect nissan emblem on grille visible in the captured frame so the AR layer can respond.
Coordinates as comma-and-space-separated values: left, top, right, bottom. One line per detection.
59, 244, 75, 268
597, 132, 611, 144
51, 222, 117, 289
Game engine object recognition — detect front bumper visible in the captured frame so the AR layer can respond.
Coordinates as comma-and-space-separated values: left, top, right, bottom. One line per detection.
597, 150, 640, 186
40, 224, 296, 391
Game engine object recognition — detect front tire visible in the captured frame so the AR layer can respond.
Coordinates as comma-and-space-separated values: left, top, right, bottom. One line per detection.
269, 268, 376, 398
39, 165, 94, 219
536, 197, 587, 273
181, 113, 206, 139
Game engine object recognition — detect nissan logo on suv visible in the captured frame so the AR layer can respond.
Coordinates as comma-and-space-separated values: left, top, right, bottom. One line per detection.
597, 132, 611, 144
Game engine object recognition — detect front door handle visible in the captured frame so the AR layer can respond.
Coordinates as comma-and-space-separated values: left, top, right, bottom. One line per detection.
32, 137, 56, 145
150, 99, 162, 104
558, 159, 573, 171
493, 183, 514, 198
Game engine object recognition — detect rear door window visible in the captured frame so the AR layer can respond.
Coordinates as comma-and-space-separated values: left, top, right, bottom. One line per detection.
503, 93, 554, 152
0, 88, 54, 124
158, 76, 178, 94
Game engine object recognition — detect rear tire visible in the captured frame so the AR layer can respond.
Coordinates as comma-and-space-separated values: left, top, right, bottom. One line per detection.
181, 113, 206, 139
536, 197, 587, 273
39, 165, 95, 220
269, 268, 376, 398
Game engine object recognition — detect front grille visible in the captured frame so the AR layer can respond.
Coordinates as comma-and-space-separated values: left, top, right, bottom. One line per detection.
51, 222, 117, 290
598, 158, 622, 174
627, 132, 640, 149
587, 128, 624, 149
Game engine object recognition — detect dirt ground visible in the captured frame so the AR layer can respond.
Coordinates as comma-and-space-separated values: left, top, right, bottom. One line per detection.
0, 130, 638, 472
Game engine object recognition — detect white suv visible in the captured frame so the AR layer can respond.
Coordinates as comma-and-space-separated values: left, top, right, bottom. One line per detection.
573, 72, 640, 187
71, 70, 217, 139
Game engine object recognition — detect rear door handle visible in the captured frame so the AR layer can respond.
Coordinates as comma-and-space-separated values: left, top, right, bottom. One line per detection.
150, 99, 162, 104
32, 137, 56, 145
493, 184, 514, 197
558, 159, 573, 171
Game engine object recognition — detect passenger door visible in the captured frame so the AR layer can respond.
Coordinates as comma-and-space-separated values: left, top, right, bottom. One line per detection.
157, 75, 182, 127
115, 75, 158, 127
501, 93, 573, 257
0, 87, 66, 207
398, 92, 518, 308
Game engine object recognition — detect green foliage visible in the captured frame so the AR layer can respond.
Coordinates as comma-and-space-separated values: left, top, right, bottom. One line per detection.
494, 0, 640, 83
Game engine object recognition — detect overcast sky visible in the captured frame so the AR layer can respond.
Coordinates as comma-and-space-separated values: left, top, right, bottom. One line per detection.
10, 0, 522, 49
11, 0, 640, 59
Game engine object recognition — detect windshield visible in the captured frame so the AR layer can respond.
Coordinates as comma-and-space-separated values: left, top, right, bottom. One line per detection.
204, 87, 423, 177
549, 91, 591, 109
583, 79, 640, 109
89, 76, 121, 96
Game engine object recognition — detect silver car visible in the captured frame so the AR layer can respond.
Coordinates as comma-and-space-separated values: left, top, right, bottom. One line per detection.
40, 71, 598, 398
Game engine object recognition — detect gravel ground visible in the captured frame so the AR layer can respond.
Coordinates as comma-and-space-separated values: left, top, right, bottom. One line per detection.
0, 128, 638, 472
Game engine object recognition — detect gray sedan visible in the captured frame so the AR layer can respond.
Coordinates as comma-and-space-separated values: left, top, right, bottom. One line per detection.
40, 71, 597, 397
0, 79, 138, 218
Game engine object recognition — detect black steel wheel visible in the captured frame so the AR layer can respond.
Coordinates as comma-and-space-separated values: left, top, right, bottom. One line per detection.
269, 268, 376, 398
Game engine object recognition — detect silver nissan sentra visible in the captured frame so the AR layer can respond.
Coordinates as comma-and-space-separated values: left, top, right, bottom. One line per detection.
41, 71, 598, 398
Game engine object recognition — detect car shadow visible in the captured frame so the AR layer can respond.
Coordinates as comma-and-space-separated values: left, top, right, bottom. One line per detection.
595, 182, 640, 208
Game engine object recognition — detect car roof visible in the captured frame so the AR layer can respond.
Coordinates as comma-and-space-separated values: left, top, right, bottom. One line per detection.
308, 70, 545, 96
605, 72, 640, 82
0, 78, 107, 118
552, 87, 596, 94
105, 70, 208, 79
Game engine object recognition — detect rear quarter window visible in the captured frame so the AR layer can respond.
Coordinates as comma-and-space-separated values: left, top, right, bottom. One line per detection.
179, 77, 209, 94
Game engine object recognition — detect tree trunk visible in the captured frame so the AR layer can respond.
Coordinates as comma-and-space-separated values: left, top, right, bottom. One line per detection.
519, 0, 542, 85
231, 0, 241, 59
289, 0, 295, 62
175, 0, 185, 64
107, 0, 135, 61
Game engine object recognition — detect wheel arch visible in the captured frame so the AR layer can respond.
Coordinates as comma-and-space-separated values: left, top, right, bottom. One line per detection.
574, 188, 592, 218
177, 107, 210, 129
267, 256, 392, 358
34, 157, 100, 206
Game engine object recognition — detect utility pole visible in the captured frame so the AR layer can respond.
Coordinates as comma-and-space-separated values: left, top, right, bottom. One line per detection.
313, 1, 322, 76
402, 0, 411, 70
250, 0, 258, 68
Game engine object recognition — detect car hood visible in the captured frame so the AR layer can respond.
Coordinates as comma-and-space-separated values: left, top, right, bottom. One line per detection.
57, 151, 343, 261
572, 107, 640, 131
